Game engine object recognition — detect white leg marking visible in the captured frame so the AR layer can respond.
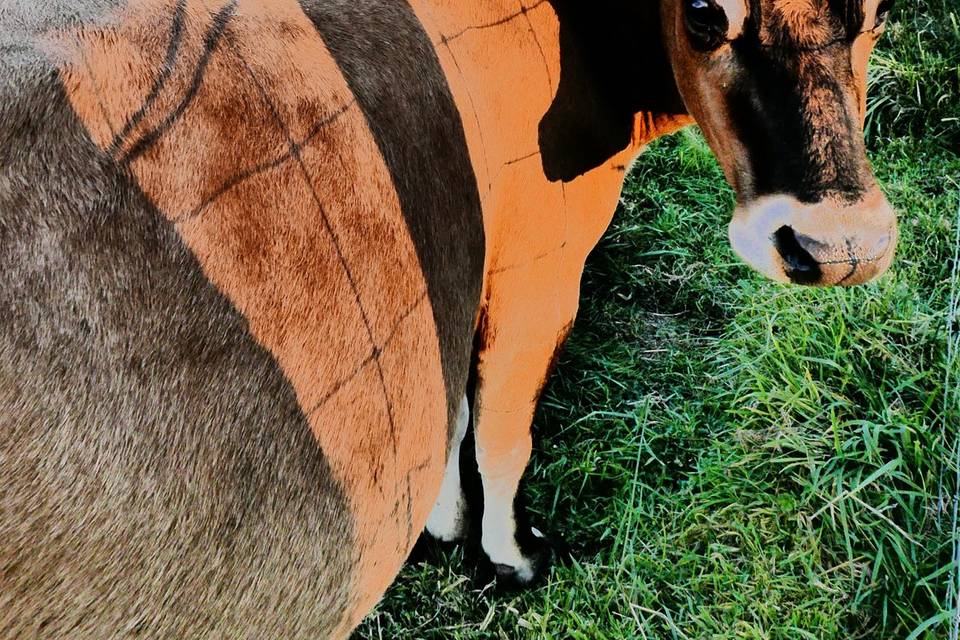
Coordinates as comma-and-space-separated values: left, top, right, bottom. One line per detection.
481, 500, 535, 581
425, 395, 469, 542
478, 451, 537, 581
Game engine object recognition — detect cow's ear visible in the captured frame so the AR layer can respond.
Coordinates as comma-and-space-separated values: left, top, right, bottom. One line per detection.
874, 0, 894, 27
538, 0, 688, 182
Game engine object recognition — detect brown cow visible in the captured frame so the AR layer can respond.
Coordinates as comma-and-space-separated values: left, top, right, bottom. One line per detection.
0, 0, 897, 637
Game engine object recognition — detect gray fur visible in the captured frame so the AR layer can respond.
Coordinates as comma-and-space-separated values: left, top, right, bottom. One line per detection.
0, 16, 353, 638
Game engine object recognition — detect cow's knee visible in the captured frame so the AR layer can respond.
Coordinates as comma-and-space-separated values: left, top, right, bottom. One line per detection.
425, 395, 470, 542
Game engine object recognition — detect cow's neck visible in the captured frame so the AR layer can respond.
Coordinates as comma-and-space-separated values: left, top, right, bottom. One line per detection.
538, 0, 689, 181
414, 0, 688, 186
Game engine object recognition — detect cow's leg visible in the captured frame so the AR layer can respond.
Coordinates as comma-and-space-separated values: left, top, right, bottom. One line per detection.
425, 395, 470, 542
472, 270, 579, 586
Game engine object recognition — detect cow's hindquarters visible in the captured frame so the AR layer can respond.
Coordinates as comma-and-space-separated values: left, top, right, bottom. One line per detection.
3, 0, 485, 634
0, 62, 354, 638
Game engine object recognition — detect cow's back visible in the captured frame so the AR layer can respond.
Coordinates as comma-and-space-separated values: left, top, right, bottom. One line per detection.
0, 0, 483, 636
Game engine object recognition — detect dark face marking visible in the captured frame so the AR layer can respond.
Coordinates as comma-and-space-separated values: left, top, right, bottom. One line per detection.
0, 53, 353, 636
297, 0, 485, 442
726, 31, 869, 202
665, 0, 879, 204
684, 0, 732, 51
538, 0, 688, 182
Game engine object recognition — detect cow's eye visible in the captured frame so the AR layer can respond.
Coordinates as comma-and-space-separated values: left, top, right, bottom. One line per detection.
875, 0, 894, 26
684, 0, 730, 51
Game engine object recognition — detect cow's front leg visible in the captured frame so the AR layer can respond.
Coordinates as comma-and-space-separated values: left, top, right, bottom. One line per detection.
471, 273, 579, 586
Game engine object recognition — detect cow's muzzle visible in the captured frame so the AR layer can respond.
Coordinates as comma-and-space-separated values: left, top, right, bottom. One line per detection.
728, 189, 898, 287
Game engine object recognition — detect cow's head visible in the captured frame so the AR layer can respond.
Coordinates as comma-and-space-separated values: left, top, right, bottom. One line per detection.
661, 0, 897, 286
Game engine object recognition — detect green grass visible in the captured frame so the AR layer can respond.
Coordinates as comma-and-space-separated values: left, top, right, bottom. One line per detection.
356, 3, 960, 638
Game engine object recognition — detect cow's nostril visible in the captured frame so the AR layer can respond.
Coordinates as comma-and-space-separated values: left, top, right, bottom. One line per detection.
773, 226, 822, 285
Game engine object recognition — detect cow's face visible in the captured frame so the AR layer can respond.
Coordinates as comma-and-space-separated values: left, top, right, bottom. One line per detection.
661, 0, 897, 286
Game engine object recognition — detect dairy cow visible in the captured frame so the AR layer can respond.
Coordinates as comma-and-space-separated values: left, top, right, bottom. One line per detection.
0, 0, 897, 636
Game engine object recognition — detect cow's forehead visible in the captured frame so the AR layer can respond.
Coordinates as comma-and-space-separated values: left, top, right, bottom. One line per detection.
749, 0, 859, 48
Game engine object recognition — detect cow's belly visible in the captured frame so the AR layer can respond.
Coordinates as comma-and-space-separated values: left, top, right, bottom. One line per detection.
38, 0, 465, 632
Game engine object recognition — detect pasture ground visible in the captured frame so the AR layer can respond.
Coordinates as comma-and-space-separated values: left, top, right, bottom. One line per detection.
356, 2, 960, 638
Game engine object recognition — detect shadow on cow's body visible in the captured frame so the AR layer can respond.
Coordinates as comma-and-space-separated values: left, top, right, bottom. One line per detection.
0, 0, 896, 636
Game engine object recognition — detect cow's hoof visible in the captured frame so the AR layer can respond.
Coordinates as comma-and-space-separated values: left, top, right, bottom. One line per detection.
488, 526, 562, 590
491, 554, 549, 589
